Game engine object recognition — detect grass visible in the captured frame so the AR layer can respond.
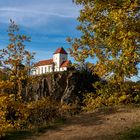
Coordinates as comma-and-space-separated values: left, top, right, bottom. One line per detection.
1, 130, 34, 140
120, 125, 140, 140
1, 118, 66, 140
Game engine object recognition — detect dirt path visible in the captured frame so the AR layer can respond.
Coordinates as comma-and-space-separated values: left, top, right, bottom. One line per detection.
32, 107, 140, 140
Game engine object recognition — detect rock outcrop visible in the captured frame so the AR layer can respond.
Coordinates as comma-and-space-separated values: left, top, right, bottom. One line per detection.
25, 71, 99, 104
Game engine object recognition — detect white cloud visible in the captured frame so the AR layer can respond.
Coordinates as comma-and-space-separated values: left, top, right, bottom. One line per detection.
0, 0, 80, 27
0, 0, 81, 62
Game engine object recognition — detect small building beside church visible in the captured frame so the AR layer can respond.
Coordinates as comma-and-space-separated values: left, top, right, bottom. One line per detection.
32, 47, 71, 75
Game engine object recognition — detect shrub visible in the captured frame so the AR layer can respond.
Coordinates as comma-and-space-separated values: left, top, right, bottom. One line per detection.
83, 81, 140, 111
0, 94, 62, 138
26, 97, 60, 128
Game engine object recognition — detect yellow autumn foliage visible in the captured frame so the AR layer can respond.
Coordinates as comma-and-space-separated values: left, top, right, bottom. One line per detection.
0, 93, 62, 138
83, 81, 140, 111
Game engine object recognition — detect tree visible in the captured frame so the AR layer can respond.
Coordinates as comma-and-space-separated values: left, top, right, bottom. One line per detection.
68, 0, 140, 83
0, 20, 35, 96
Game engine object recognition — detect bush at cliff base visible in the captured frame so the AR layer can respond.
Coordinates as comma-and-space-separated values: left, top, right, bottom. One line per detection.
0, 94, 28, 137
83, 81, 140, 111
26, 98, 60, 128
0, 94, 61, 138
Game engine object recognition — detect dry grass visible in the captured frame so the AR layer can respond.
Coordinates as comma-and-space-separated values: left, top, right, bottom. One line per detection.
32, 106, 140, 140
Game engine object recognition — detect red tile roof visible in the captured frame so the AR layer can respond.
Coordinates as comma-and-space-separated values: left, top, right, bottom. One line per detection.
54, 47, 67, 54
61, 60, 71, 68
35, 59, 53, 66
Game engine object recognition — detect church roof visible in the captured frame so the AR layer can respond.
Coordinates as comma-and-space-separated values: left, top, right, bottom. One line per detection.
35, 59, 53, 66
54, 47, 67, 55
61, 60, 71, 67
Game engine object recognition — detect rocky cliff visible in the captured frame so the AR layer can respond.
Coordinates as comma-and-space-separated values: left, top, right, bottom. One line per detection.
25, 71, 99, 104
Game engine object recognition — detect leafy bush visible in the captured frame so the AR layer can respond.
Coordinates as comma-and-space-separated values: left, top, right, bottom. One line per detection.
0, 95, 13, 137
0, 93, 80, 138
83, 81, 140, 111
26, 98, 60, 128
0, 95, 57, 137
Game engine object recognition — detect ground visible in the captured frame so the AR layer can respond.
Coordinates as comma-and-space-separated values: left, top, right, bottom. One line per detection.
28, 106, 140, 140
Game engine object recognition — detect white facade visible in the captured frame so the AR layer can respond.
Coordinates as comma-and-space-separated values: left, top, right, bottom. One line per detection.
32, 48, 69, 75
53, 53, 68, 72
32, 65, 53, 75
60, 67, 67, 71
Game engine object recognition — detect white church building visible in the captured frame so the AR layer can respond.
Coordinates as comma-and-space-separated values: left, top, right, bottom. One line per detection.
32, 47, 71, 75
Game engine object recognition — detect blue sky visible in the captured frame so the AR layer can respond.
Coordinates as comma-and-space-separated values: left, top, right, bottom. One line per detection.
0, 0, 81, 61
0, 0, 139, 81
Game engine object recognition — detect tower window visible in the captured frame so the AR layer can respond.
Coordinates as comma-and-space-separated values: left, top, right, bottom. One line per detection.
55, 62, 57, 67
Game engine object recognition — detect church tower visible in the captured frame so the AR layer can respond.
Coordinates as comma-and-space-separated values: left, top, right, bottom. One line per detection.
53, 47, 68, 71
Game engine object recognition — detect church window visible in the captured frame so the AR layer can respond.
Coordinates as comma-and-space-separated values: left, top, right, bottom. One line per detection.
38, 68, 40, 74
45, 67, 47, 73
48, 66, 51, 72
55, 62, 57, 67
41, 67, 43, 74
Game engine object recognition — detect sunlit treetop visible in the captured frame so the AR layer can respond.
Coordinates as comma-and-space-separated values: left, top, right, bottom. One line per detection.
68, 0, 140, 82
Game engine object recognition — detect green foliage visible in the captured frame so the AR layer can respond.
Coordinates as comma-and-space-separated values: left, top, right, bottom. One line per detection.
120, 125, 140, 140
3, 118, 66, 140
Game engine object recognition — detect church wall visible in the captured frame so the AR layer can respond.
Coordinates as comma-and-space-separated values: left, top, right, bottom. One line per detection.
60, 67, 67, 71
53, 53, 60, 69
33, 65, 53, 75
53, 53, 68, 69
32, 48, 68, 75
